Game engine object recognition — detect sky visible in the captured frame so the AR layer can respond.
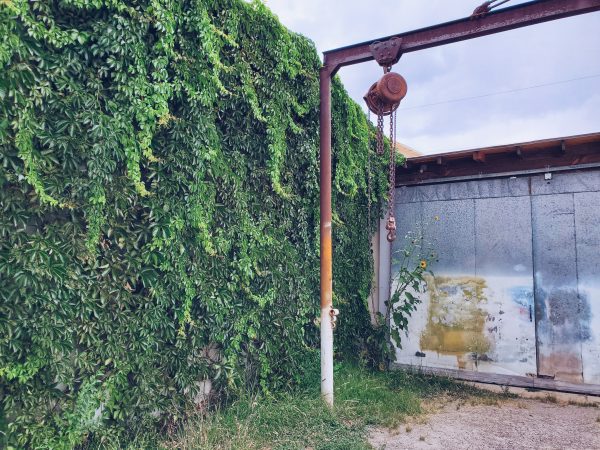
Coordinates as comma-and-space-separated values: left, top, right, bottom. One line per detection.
264, 0, 600, 155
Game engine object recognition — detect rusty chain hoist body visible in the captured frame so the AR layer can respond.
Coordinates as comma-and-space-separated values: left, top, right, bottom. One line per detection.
363, 37, 407, 242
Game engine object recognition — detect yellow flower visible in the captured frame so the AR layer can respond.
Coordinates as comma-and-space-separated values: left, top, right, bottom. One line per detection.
420, 260, 427, 269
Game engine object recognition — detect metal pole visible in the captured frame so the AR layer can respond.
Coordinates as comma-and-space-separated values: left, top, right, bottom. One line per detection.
319, 66, 334, 407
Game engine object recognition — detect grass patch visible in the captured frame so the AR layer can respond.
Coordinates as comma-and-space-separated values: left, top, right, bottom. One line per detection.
159, 363, 508, 450
567, 400, 599, 408
542, 394, 559, 404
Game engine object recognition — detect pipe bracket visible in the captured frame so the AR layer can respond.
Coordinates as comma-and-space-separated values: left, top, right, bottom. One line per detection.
329, 307, 339, 329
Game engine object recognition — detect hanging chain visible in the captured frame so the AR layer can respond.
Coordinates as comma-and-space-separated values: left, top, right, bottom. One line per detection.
392, 108, 397, 207
376, 104, 384, 155
385, 109, 398, 335
367, 109, 372, 237
385, 109, 397, 242
376, 66, 392, 156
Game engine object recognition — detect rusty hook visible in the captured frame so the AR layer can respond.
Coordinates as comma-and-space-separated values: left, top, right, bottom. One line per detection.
385, 216, 397, 242
471, 0, 511, 19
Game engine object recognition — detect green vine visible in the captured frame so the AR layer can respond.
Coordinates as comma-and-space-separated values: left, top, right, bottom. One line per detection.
0, 0, 389, 447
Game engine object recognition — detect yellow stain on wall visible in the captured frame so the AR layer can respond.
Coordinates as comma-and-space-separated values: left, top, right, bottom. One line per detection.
419, 276, 492, 362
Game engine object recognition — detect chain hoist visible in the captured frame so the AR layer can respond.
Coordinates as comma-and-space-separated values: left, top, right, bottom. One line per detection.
363, 37, 407, 243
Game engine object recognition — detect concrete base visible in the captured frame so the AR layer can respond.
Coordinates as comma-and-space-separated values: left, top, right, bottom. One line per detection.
465, 381, 600, 406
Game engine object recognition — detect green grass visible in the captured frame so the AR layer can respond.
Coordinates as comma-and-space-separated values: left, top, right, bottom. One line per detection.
157, 363, 507, 450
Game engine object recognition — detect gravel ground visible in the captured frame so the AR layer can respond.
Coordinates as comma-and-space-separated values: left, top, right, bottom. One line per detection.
369, 398, 600, 450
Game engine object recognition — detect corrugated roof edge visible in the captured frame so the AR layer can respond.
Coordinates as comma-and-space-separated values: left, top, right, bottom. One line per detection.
404, 132, 600, 164
397, 132, 600, 185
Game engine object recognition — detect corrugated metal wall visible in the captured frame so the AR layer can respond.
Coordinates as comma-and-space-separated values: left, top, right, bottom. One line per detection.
392, 169, 600, 386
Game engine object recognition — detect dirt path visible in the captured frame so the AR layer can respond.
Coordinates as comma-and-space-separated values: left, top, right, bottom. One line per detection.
369, 398, 600, 450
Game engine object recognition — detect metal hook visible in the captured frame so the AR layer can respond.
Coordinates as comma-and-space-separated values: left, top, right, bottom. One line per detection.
385, 216, 397, 242
471, 0, 511, 19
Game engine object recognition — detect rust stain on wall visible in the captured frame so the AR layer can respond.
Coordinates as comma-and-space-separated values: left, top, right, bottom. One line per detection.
539, 351, 584, 384
420, 276, 492, 367
536, 286, 590, 383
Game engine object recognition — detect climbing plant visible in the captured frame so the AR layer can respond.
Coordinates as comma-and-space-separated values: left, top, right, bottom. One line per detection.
0, 0, 389, 447
388, 225, 437, 359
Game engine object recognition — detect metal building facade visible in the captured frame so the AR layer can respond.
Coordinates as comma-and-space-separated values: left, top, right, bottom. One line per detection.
387, 136, 600, 394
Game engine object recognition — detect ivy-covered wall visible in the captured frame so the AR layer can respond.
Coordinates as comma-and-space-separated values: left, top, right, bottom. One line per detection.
0, 0, 388, 447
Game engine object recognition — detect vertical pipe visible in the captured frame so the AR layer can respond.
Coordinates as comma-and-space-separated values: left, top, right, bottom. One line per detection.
378, 217, 392, 316
319, 66, 334, 407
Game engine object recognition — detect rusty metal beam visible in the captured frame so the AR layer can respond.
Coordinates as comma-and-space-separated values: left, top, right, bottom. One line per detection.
323, 0, 600, 74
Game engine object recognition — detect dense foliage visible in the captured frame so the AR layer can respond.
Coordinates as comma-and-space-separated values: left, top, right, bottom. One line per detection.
0, 0, 388, 447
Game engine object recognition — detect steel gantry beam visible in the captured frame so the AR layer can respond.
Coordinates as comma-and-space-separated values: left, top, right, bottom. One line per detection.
318, 0, 600, 406
322, 0, 600, 75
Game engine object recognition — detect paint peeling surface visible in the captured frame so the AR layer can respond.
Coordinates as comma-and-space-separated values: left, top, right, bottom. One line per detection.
393, 275, 536, 376
574, 191, 600, 385
532, 193, 587, 383
392, 170, 600, 388
581, 285, 600, 384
